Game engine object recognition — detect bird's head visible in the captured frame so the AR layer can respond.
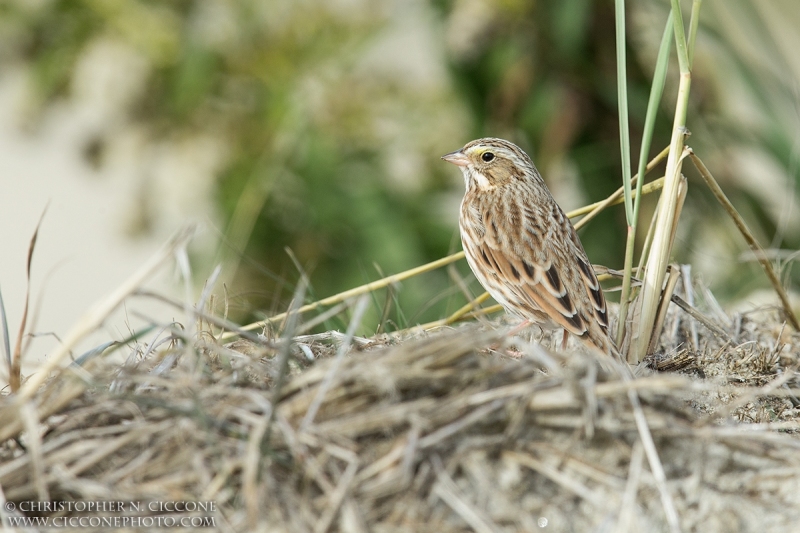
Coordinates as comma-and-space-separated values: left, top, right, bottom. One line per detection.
442, 137, 536, 191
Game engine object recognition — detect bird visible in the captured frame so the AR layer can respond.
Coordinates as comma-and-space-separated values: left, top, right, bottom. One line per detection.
442, 137, 613, 353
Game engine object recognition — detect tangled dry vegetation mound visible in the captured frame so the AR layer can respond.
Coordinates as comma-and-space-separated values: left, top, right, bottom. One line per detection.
1, 300, 800, 532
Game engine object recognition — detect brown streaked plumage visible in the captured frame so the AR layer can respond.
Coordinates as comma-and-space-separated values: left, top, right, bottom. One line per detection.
442, 137, 613, 353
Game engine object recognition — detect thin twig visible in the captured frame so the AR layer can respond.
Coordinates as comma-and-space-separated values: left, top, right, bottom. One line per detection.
574, 177, 666, 230
689, 149, 799, 330
233, 169, 669, 341
314, 458, 359, 533
617, 441, 645, 532
669, 294, 732, 343
634, 0, 699, 362
505, 450, 609, 509
603, 267, 732, 343
574, 148, 670, 230
14, 225, 195, 402
19, 402, 48, 501
264, 279, 307, 445
10, 206, 48, 392
431, 456, 500, 533
679, 265, 699, 350
300, 296, 370, 431
226, 253, 467, 339
135, 290, 274, 347
647, 265, 682, 354
625, 377, 682, 533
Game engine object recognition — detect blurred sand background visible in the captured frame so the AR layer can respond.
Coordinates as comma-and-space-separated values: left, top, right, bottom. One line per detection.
0, 67, 191, 375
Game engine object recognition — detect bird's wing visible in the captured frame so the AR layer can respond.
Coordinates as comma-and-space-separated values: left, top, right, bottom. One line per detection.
564, 219, 609, 332
477, 238, 590, 338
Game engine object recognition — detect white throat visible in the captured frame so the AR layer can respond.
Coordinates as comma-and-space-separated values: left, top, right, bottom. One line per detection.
463, 168, 491, 190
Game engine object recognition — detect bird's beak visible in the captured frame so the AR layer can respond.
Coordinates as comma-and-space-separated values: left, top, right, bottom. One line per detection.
441, 150, 470, 167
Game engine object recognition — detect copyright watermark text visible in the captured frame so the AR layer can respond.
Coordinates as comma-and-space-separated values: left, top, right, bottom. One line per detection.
2, 501, 216, 529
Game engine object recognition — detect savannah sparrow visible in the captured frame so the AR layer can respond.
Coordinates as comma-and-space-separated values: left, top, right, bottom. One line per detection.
442, 138, 613, 353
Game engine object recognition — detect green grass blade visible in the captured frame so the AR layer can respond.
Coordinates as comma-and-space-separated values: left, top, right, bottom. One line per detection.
617, 12, 675, 349
670, 0, 690, 72
615, 0, 633, 222
687, 0, 703, 65
635, 13, 673, 224
634, 0, 702, 361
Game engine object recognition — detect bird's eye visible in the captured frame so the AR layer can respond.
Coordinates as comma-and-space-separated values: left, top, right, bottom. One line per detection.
481, 151, 495, 162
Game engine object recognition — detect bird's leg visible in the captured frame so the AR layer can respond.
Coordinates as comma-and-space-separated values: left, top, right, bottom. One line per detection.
485, 319, 532, 358
506, 319, 531, 338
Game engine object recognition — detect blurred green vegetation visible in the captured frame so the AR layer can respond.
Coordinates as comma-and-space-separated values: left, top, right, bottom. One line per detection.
2, 0, 799, 331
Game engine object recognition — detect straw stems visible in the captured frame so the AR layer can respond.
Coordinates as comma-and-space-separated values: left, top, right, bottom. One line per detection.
233, 151, 670, 341
573, 148, 670, 231
616, 14, 673, 349
8, 207, 48, 392
16, 226, 195, 402
633, 0, 701, 361
223, 252, 466, 340
688, 150, 799, 330
0, 226, 194, 444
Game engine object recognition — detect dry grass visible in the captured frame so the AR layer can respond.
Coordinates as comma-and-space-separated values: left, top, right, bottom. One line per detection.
2, 273, 800, 532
